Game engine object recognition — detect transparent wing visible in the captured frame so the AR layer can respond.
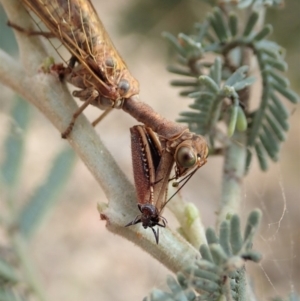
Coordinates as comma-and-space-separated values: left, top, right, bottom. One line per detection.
21, 0, 139, 99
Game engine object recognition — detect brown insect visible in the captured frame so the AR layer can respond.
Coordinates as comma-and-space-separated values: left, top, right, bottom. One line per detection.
126, 126, 167, 243
10, 1, 209, 242
126, 125, 208, 243
16, 0, 139, 137
11, 1, 208, 163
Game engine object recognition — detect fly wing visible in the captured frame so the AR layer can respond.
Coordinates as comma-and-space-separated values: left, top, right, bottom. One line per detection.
21, 0, 139, 99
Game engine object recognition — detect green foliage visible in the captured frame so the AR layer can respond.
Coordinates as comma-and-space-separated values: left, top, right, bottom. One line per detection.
1, 97, 30, 189
117, 0, 203, 36
0, 97, 76, 299
0, 257, 21, 301
171, 60, 253, 138
273, 292, 300, 301
0, 6, 18, 55
0, 288, 22, 301
18, 147, 76, 239
0, 258, 18, 285
145, 210, 262, 301
203, 0, 284, 8
164, 3, 299, 171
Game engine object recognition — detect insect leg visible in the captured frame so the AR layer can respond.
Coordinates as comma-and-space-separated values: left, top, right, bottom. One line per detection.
61, 88, 99, 138
68, 56, 78, 69
157, 217, 167, 228
7, 21, 55, 38
91, 108, 113, 127
151, 227, 159, 244
125, 215, 142, 227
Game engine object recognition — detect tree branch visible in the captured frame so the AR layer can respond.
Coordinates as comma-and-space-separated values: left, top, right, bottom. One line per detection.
0, 0, 200, 273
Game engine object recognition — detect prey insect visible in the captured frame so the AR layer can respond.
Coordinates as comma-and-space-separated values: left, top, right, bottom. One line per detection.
126, 125, 208, 244
16, 0, 139, 137
12, 1, 208, 164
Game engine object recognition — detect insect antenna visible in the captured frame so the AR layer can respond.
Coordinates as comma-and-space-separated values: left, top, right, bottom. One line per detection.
161, 166, 200, 210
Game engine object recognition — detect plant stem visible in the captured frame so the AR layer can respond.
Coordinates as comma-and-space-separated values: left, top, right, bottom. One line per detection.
217, 131, 246, 228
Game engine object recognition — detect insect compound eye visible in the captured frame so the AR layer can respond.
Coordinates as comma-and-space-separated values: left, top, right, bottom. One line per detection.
118, 79, 130, 96
176, 146, 197, 169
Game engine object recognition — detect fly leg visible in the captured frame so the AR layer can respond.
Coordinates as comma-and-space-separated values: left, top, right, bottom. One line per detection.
91, 108, 113, 127
7, 21, 55, 38
90, 97, 124, 127
61, 87, 99, 138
